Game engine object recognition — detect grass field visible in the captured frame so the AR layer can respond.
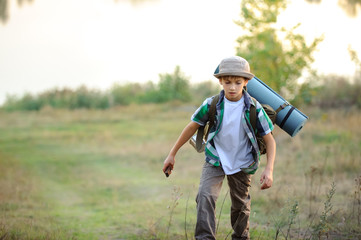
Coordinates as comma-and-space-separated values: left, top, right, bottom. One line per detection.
0, 103, 360, 239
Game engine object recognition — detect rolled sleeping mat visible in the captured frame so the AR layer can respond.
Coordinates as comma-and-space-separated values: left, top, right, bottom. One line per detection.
247, 76, 308, 137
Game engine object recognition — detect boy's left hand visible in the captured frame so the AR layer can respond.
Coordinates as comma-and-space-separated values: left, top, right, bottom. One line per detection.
260, 168, 273, 190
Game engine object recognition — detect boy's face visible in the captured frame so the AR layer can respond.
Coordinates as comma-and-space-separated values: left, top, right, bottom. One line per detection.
219, 76, 248, 102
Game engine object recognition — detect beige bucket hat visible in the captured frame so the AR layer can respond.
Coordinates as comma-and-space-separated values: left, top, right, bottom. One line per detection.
214, 56, 255, 80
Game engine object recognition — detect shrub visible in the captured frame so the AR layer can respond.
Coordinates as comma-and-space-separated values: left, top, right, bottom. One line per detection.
2, 93, 42, 111
313, 75, 361, 109
157, 66, 192, 103
292, 74, 361, 109
190, 80, 221, 104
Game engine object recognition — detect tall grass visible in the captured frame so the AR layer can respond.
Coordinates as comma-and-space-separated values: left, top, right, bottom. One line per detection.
0, 104, 360, 239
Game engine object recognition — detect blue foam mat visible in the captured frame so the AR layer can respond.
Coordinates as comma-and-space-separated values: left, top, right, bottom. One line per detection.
247, 76, 308, 137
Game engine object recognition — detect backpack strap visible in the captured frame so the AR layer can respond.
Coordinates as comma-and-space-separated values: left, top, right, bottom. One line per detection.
275, 102, 290, 114
195, 94, 219, 151
274, 102, 294, 128
206, 94, 220, 139
195, 126, 205, 151
279, 105, 295, 128
249, 97, 257, 133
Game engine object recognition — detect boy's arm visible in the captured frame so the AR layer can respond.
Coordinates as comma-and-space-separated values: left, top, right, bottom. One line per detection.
260, 132, 276, 190
162, 121, 200, 176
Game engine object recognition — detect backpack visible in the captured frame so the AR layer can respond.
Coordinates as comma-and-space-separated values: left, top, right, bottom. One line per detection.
189, 95, 220, 153
249, 97, 276, 154
190, 94, 278, 154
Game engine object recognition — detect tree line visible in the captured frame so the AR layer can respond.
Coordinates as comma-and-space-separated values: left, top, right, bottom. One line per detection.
2, 65, 360, 111
0, 66, 221, 111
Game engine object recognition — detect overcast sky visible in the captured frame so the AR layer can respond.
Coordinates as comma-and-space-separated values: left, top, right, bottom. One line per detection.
1, 0, 361, 105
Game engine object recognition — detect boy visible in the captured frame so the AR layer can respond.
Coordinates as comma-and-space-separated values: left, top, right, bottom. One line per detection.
162, 56, 276, 240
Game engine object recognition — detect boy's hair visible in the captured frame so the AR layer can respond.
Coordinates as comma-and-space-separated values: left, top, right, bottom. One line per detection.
219, 75, 247, 82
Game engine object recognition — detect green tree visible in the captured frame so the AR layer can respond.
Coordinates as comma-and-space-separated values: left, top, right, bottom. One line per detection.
190, 80, 220, 104
157, 66, 191, 103
236, 0, 323, 95
110, 82, 141, 106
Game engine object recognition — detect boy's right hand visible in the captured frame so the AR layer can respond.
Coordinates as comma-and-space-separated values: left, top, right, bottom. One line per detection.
163, 156, 175, 177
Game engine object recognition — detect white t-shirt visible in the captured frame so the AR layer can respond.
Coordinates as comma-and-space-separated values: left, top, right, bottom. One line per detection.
214, 96, 254, 175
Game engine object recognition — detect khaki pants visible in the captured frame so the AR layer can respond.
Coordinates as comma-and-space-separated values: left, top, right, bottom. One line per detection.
195, 162, 251, 240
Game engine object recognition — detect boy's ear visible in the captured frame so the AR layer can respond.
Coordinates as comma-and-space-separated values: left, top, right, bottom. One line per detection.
244, 79, 249, 86
218, 78, 223, 85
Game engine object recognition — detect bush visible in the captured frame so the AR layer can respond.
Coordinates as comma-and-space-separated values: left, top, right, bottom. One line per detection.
291, 72, 361, 109
157, 66, 192, 103
2, 86, 111, 111
313, 75, 361, 109
0, 66, 195, 111
190, 80, 221, 104
2, 93, 42, 111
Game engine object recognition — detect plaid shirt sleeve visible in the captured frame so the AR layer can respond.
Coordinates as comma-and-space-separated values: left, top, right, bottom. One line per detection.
191, 98, 210, 126
256, 101, 274, 137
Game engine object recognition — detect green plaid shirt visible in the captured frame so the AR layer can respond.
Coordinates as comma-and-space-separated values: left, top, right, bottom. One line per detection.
191, 90, 274, 174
